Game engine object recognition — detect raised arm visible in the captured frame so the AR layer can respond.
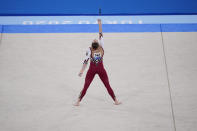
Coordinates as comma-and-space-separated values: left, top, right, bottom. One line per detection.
98, 19, 102, 33
98, 19, 104, 47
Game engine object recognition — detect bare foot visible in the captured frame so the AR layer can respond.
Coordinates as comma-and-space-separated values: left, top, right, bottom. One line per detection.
74, 102, 80, 106
114, 99, 122, 105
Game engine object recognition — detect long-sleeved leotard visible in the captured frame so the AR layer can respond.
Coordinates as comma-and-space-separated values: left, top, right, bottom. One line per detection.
79, 34, 116, 101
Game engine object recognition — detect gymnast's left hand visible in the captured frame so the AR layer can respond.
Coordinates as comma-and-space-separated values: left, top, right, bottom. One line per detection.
78, 72, 83, 77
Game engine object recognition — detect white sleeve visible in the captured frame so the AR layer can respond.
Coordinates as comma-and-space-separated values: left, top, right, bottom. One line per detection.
83, 48, 91, 64
99, 33, 104, 48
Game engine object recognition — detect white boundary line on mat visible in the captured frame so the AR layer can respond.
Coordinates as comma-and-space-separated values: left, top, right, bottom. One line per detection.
0, 15, 197, 25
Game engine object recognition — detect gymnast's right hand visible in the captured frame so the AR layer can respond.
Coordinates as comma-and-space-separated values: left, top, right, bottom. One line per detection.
78, 72, 83, 77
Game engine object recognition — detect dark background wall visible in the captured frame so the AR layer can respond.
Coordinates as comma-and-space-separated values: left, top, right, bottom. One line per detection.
0, 0, 197, 15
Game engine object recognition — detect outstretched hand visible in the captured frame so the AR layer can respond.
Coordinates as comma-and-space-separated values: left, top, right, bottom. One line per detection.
78, 72, 83, 77
98, 19, 101, 24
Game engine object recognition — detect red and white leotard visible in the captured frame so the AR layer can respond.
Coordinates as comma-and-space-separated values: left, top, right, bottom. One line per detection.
78, 34, 116, 102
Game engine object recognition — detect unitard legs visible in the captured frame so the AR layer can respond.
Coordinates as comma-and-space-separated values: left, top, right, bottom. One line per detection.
78, 68, 96, 101
97, 68, 116, 101
78, 62, 116, 102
